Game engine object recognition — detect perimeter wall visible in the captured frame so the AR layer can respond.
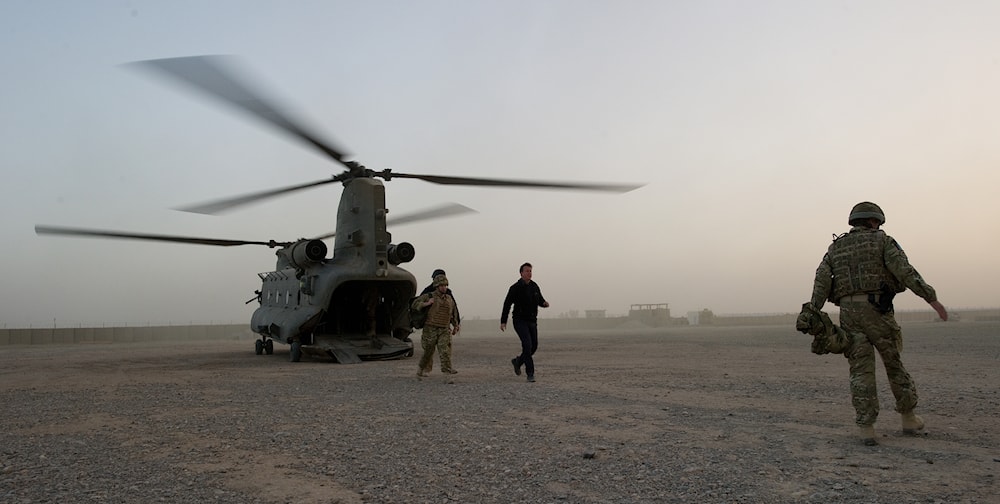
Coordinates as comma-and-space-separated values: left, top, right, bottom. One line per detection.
0, 324, 253, 346
2, 308, 997, 345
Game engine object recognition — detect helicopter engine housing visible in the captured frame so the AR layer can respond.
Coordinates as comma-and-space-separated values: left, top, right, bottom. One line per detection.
387, 242, 415, 265
288, 239, 327, 269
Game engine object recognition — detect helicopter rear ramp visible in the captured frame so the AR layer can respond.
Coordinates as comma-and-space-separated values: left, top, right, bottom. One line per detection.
304, 334, 413, 363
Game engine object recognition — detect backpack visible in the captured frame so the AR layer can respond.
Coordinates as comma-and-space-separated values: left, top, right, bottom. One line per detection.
409, 296, 429, 329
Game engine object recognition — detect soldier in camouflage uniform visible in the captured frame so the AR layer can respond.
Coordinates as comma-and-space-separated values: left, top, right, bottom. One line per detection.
810, 202, 948, 445
419, 268, 461, 373
413, 274, 460, 378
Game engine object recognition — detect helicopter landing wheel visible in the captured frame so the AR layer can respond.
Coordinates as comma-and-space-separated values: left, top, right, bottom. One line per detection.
264, 339, 274, 355
254, 339, 264, 355
290, 341, 302, 362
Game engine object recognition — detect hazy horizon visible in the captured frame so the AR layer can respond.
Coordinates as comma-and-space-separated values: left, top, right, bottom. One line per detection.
2, 2, 998, 329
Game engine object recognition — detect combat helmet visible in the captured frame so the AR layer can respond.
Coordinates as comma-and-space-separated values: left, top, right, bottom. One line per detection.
433, 274, 449, 287
849, 201, 885, 225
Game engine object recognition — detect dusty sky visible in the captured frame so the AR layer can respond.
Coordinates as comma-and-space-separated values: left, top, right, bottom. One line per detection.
2, 1, 998, 328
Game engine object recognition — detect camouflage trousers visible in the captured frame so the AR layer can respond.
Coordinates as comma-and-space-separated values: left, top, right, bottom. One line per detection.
840, 300, 917, 426
418, 325, 454, 373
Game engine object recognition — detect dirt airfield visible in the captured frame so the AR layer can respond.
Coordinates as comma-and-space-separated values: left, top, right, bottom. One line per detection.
1, 321, 997, 503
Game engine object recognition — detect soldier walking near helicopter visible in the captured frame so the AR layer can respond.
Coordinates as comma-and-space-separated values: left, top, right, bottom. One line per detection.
419, 268, 461, 372
421, 269, 461, 329
501, 262, 549, 383
809, 202, 947, 446
413, 274, 460, 377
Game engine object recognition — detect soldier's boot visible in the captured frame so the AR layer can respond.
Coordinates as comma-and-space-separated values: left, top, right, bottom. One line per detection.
859, 425, 877, 446
901, 412, 925, 435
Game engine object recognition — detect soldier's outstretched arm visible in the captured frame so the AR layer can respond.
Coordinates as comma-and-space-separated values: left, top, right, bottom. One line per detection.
883, 237, 940, 304
930, 300, 948, 321
883, 237, 946, 320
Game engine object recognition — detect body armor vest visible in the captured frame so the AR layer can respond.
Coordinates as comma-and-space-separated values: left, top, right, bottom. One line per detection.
425, 292, 453, 327
829, 229, 904, 301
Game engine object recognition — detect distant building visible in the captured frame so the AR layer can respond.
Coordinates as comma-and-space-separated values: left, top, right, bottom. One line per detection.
584, 309, 606, 319
687, 309, 715, 326
628, 303, 671, 327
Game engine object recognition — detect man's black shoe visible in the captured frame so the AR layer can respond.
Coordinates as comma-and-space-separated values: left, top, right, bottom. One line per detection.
526, 375, 536, 383
511, 358, 521, 376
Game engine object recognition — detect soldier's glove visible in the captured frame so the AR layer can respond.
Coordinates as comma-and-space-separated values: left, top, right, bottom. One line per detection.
795, 303, 849, 355
795, 303, 823, 336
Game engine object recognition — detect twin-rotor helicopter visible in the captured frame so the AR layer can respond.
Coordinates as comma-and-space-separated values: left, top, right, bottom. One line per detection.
36, 56, 642, 363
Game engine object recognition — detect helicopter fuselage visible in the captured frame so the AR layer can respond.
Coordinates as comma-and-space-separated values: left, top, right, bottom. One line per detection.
251, 177, 417, 362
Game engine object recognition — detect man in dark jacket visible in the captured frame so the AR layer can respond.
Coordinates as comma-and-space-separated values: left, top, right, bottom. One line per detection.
501, 262, 549, 382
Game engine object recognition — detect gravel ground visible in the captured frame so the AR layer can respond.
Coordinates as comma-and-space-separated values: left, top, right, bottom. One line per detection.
1, 322, 997, 503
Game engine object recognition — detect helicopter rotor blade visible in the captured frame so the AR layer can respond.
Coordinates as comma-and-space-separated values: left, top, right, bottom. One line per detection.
35, 225, 286, 248
174, 177, 341, 215
384, 202, 478, 227
311, 203, 477, 240
127, 55, 351, 168
383, 172, 643, 193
